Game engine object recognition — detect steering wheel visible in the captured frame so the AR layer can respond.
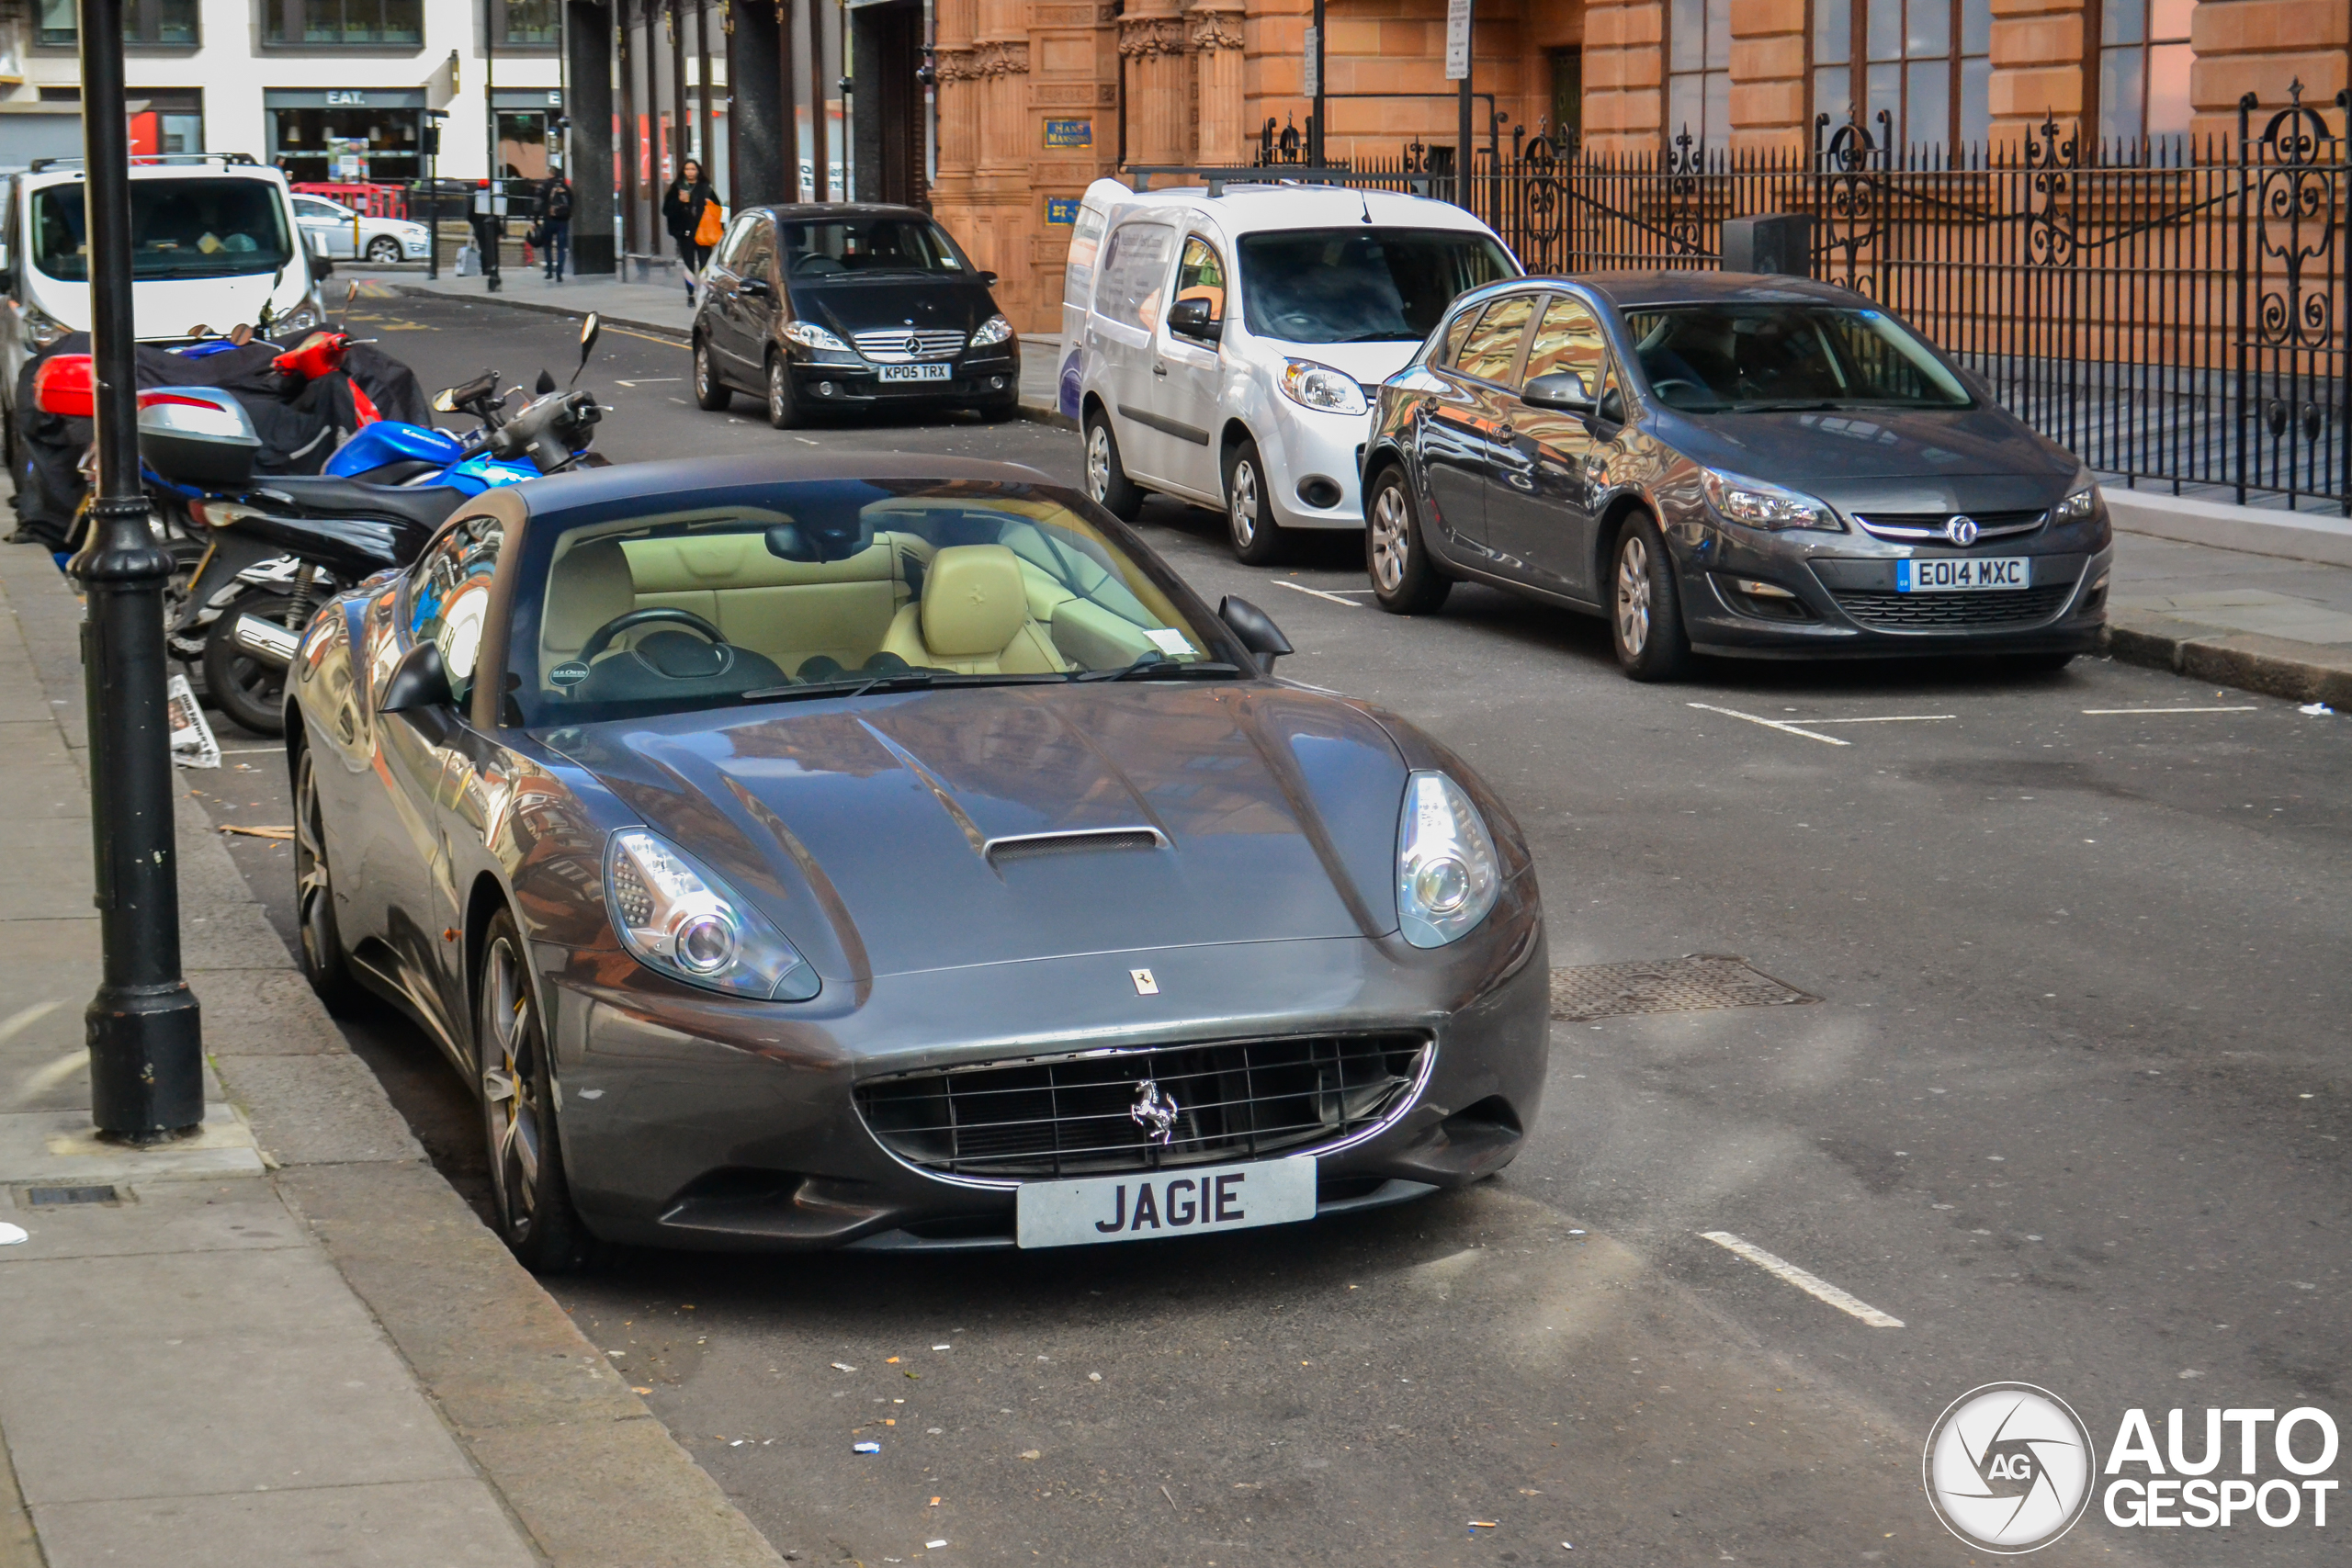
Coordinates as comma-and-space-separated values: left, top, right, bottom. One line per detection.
1647, 378, 1707, 403
575, 606, 729, 666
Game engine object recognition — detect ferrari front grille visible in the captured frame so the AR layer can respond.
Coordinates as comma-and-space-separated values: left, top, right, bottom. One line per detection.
854, 1032, 1431, 1179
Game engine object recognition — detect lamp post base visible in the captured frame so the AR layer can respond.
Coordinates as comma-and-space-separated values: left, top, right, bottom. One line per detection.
87, 982, 205, 1139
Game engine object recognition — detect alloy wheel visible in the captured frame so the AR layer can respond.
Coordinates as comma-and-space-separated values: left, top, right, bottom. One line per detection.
1228, 457, 1261, 550
480, 937, 546, 1243
1086, 423, 1113, 502
1617, 534, 1652, 657
367, 237, 401, 264
294, 753, 335, 978
695, 344, 713, 399
1369, 483, 1409, 592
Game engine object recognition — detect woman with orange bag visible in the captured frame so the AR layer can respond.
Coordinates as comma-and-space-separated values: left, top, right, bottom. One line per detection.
661, 159, 724, 303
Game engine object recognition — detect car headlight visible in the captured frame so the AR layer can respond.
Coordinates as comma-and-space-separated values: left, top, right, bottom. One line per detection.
605, 828, 820, 1000
1279, 359, 1369, 417
277, 299, 323, 334
1395, 771, 1501, 948
17, 299, 71, 350
1698, 467, 1841, 532
780, 320, 852, 353
969, 313, 1015, 348
2051, 480, 2101, 523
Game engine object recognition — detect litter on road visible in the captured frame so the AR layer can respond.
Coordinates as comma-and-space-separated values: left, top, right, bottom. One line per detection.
2300, 703, 2334, 716
831, 1362, 857, 1371
854, 1441, 881, 1454
0, 1223, 28, 1246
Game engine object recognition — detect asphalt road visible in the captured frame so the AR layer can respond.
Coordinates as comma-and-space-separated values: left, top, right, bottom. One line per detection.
199, 294, 2349, 1567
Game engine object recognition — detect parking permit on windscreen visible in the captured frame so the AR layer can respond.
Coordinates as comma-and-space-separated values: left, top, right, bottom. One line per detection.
1015, 1155, 1317, 1248
1146, 626, 1193, 656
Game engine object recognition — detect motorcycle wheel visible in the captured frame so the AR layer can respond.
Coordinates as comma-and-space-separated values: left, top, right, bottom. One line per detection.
201, 590, 293, 739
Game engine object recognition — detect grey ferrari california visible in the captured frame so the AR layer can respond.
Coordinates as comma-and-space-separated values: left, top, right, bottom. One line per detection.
287, 454, 1546, 1269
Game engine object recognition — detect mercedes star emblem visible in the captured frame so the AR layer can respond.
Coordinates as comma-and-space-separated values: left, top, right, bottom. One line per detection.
1944, 514, 1980, 547
904, 334, 923, 357
1129, 1078, 1180, 1145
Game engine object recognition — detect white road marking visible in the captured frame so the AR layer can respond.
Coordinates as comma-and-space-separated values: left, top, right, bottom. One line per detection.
214, 746, 282, 755
2080, 705, 2259, 715
1685, 703, 1849, 746
1272, 581, 1363, 607
1798, 714, 1957, 725
1699, 1232, 1904, 1326
613, 378, 683, 387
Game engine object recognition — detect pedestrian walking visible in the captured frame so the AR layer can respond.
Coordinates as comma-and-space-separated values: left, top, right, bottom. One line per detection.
539, 174, 573, 281
662, 159, 722, 302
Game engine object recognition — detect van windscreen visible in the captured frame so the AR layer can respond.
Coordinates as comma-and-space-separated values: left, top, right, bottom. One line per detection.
1238, 228, 1516, 345
31, 179, 296, 282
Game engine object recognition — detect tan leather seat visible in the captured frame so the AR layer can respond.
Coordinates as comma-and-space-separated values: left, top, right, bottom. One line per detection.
878, 544, 1067, 674
623, 532, 921, 673
539, 536, 638, 681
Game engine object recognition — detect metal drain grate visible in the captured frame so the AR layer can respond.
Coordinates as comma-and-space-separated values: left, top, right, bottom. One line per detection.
1550, 955, 1815, 1021
19, 1185, 120, 1207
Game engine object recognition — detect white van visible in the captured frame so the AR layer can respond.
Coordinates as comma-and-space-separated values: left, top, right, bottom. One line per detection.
0, 155, 330, 428
1067, 179, 1517, 563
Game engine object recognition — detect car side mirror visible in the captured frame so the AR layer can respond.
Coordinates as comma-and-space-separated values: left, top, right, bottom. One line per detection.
1521, 370, 1595, 413
1217, 594, 1293, 673
980, 270, 999, 287
379, 639, 455, 713
1168, 297, 1221, 344
740, 276, 771, 297
1954, 365, 1997, 404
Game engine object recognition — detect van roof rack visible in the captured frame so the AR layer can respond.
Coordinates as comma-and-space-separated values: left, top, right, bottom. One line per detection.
28, 152, 260, 174
1123, 164, 1368, 197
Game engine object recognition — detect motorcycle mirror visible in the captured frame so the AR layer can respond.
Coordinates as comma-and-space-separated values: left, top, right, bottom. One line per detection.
431, 387, 460, 413
534, 368, 557, 395
571, 313, 600, 386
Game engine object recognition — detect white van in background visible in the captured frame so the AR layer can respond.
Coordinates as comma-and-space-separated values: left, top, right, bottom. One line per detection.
0, 154, 330, 431
1065, 178, 1517, 563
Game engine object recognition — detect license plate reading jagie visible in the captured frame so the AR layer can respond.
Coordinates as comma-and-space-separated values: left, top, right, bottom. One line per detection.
879, 363, 952, 382
1015, 1155, 1317, 1249
1896, 557, 2030, 592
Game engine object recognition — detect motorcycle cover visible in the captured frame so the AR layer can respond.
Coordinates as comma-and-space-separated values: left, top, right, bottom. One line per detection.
8, 334, 433, 550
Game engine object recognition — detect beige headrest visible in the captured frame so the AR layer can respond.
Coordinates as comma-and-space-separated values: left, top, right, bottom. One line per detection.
921, 545, 1027, 658
543, 537, 637, 654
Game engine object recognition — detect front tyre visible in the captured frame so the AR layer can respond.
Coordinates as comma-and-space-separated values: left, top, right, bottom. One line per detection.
1223, 435, 1285, 566
293, 745, 367, 1015
1611, 512, 1692, 682
1083, 409, 1144, 520
1365, 467, 1452, 615
477, 909, 593, 1273
764, 353, 803, 430
693, 337, 732, 412
200, 590, 291, 737
366, 236, 403, 265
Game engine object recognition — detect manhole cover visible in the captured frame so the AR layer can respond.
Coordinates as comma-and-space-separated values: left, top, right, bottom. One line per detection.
19, 1185, 119, 1207
1550, 955, 1815, 1021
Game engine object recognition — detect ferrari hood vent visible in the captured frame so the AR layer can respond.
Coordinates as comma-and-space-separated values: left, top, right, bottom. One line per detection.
984, 827, 1167, 868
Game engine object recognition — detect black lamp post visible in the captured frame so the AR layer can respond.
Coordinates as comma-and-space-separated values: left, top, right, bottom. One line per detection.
74, 0, 204, 1142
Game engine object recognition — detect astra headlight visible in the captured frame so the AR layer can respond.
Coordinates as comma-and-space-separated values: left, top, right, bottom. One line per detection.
604, 828, 819, 1000
1699, 467, 1839, 531
2052, 481, 2101, 523
1396, 771, 1501, 948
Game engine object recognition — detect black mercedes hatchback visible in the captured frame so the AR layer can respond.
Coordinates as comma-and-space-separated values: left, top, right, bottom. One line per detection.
1359, 272, 2113, 680
691, 203, 1021, 427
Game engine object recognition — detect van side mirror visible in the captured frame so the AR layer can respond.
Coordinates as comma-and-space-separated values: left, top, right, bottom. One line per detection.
1217, 594, 1292, 673
304, 234, 334, 278
379, 639, 455, 713
1521, 371, 1595, 413
1167, 297, 1220, 344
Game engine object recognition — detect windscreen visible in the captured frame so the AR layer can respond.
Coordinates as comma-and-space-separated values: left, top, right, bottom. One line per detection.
1238, 228, 1517, 345
509, 480, 1245, 726
31, 178, 297, 282
1621, 303, 1973, 412
779, 219, 965, 277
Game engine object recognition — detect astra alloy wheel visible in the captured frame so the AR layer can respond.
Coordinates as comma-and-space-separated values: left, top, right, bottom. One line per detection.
765, 353, 804, 430
1223, 435, 1286, 566
1365, 467, 1451, 615
693, 337, 731, 411
1082, 409, 1144, 520
1611, 512, 1691, 682
366, 235, 403, 265
293, 745, 366, 1015
477, 910, 592, 1273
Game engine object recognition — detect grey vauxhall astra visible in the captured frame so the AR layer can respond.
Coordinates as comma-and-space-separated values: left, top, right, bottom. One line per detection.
1359, 272, 2113, 679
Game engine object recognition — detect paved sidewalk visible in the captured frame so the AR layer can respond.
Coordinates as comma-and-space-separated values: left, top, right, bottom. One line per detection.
0, 544, 786, 1567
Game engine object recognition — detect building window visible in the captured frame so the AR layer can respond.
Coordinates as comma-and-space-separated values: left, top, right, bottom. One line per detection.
262, 0, 424, 47
132, 89, 204, 153
1814, 0, 1990, 153
492, 0, 561, 49
2098, 0, 2193, 153
38, 0, 198, 48
1668, 0, 1731, 148
270, 104, 424, 181
1549, 49, 1583, 152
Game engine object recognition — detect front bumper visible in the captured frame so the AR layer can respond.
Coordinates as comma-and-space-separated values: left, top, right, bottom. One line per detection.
546, 914, 1547, 1251
1671, 509, 2113, 659
1259, 397, 1376, 532
788, 350, 1020, 411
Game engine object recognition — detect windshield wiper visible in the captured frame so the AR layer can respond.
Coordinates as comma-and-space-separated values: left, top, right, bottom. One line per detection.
1073, 658, 1246, 682
1729, 400, 1842, 412
741, 671, 939, 703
